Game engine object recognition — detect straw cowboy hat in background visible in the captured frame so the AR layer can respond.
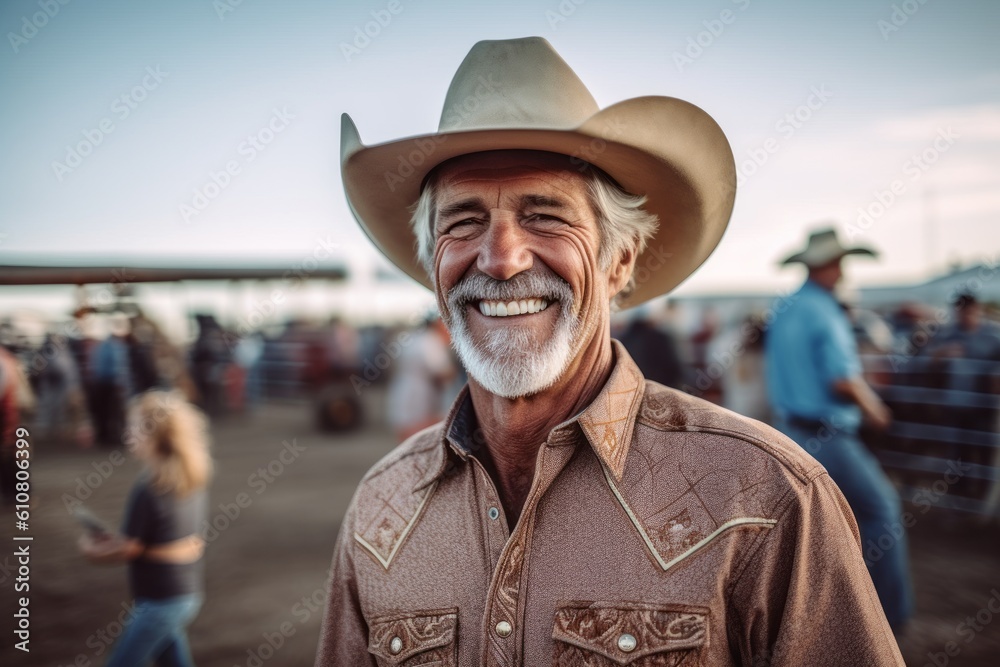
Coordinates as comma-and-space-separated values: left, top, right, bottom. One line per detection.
340, 36, 737, 309
780, 227, 878, 268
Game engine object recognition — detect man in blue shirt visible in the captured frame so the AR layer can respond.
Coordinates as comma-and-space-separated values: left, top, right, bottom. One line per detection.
765, 227, 913, 632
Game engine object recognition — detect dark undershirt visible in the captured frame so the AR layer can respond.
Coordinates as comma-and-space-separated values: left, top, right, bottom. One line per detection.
122, 474, 208, 599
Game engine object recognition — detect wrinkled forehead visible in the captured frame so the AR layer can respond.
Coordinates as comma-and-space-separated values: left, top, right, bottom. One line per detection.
429, 149, 586, 192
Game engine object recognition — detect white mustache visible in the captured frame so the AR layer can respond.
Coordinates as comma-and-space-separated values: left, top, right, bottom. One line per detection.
446, 271, 574, 308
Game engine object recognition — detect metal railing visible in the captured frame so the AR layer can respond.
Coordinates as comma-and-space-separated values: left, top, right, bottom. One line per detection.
862, 354, 1000, 516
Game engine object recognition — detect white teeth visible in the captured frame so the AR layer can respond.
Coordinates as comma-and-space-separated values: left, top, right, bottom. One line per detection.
477, 298, 552, 317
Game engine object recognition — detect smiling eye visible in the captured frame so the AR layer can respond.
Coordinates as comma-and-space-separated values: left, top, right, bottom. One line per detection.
526, 213, 564, 225
444, 218, 482, 235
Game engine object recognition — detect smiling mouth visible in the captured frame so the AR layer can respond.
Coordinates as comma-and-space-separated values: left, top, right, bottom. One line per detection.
476, 298, 552, 317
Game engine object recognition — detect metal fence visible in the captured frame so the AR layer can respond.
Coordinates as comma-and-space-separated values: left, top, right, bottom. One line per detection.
863, 354, 1000, 516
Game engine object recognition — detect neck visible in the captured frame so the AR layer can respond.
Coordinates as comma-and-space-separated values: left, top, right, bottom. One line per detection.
467, 327, 615, 525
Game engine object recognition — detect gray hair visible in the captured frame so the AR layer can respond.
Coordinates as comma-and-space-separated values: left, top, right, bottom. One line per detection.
409, 163, 659, 306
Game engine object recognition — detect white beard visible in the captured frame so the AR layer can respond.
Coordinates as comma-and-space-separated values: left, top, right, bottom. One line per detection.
445, 272, 579, 399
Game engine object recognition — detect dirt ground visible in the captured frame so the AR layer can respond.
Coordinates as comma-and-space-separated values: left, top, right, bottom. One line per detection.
1, 391, 998, 666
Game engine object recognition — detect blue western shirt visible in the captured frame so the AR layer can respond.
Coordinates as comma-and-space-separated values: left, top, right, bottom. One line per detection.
765, 280, 862, 432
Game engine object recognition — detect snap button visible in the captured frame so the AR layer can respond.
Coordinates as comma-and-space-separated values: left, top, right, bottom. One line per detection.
488, 507, 500, 520
389, 636, 403, 654
618, 633, 637, 652
495, 620, 512, 637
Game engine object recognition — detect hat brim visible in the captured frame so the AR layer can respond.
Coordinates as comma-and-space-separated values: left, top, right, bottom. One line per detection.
781, 246, 878, 267
341, 96, 736, 309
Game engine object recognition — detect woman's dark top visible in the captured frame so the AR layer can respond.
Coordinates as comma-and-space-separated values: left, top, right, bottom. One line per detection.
121, 474, 208, 599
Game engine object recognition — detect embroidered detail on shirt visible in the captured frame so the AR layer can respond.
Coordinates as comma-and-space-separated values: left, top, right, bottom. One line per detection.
368, 608, 457, 665
602, 465, 776, 572
354, 481, 438, 570
578, 363, 643, 481
552, 603, 707, 666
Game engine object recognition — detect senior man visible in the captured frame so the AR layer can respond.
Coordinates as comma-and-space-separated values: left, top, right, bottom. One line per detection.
317, 38, 903, 666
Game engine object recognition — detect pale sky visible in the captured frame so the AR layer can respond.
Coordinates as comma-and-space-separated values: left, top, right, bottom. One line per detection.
2, 0, 999, 299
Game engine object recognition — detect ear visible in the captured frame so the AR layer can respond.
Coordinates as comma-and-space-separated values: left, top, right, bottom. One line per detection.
607, 243, 638, 299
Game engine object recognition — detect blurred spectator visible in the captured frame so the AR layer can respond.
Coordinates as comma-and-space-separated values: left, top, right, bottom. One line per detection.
765, 227, 913, 631
233, 331, 265, 410
69, 308, 102, 441
189, 314, 231, 416
78, 389, 212, 667
128, 314, 162, 394
689, 306, 721, 402
925, 292, 1000, 392
92, 313, 134, 446
618, 305, 684, 389
712, 314, 770, 422
34, 331, 91, 445
387, 317, 458, 441
923, 292, 1000, 499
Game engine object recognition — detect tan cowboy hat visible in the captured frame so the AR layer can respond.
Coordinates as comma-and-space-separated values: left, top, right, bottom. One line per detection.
780, 227, 878, 268
340, 36, 736, 308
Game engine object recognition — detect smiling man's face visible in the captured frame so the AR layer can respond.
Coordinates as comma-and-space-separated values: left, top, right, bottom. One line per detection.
430, 150, 625, 398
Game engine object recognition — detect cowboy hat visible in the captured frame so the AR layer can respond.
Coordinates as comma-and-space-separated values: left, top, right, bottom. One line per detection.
340, 36, 736, 308
780, 227, 878, 268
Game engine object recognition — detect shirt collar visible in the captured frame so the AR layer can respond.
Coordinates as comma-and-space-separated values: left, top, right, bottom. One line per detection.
413, 339, 646, 492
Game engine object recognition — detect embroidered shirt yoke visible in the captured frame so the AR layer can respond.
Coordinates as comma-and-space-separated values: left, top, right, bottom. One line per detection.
316, 341, 904, 666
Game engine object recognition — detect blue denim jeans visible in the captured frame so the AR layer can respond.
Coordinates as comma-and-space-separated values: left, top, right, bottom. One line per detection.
105, 593, 202, 667
776, 420, 914, 630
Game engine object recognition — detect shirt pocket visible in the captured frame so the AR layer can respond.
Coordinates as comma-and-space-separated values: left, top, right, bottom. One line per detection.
367, 608, 458, 667
552, 601, 708, 666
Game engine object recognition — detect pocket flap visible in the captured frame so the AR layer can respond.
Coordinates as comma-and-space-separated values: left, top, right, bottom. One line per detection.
552, 602, 708, 665
368, 608, 457, 664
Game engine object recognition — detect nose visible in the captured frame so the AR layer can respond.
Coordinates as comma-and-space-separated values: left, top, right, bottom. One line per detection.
476, 212, 533, 281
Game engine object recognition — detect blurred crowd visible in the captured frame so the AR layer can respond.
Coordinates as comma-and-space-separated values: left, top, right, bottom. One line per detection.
1, 289, 998, 516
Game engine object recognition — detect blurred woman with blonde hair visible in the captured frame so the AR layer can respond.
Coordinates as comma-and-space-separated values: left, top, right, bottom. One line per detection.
79, 389, 212, 667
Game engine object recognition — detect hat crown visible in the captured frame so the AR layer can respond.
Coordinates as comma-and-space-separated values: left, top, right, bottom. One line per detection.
806, 228, 842, 251
438, 37, 599, 132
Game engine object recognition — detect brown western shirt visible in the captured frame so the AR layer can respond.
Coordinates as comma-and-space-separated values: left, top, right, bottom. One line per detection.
316, 341, 904, 666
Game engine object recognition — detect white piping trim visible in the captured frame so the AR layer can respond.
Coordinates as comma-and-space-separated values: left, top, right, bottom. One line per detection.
602, 465, 776, 572
354, 481, 438, 570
